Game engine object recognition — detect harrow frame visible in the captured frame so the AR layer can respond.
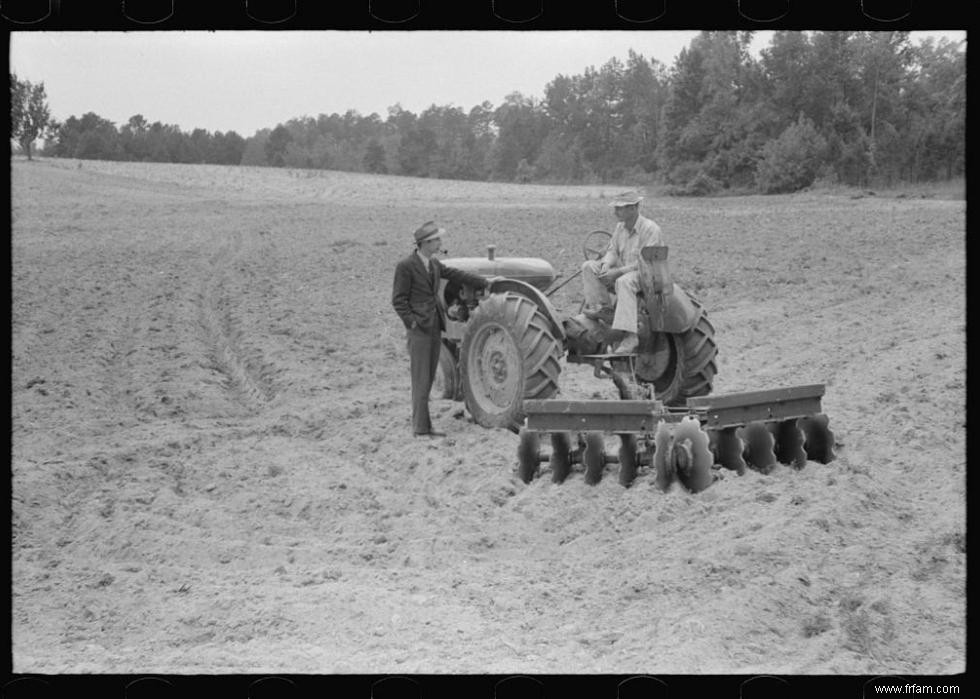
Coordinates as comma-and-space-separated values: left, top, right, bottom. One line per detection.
517, 384, 835, 489
522, 384, 826, 434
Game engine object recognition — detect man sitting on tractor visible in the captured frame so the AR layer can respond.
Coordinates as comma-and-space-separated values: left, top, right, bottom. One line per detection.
580, 190, 665, 354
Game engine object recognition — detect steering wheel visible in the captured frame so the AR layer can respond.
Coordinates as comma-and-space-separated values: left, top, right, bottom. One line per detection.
582, 230, 612, 261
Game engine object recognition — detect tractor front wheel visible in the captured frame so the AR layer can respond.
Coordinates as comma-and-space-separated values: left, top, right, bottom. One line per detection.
460, 292, 562, 432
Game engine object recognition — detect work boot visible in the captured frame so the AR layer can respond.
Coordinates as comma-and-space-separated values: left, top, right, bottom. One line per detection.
612, 332, 639, 355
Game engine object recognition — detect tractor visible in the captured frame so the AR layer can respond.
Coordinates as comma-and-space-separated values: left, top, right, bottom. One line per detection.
433, 231, 835, 490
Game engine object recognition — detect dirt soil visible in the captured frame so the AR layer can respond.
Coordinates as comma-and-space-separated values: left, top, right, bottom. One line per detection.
10, 159, 965, 675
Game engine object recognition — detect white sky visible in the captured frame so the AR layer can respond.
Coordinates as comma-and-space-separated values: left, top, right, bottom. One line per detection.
9, 30, 965, 137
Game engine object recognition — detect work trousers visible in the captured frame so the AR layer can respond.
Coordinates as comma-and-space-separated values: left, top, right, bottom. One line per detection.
406, 322, 442, 434
581, 260, 640, 333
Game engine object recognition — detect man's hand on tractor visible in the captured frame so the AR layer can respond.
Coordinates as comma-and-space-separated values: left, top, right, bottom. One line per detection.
476, 276, 505, 297
597, 265, 624, 284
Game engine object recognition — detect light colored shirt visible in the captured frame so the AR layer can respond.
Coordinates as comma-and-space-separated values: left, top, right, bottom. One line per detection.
602, 214, 665, 271
416, 249, 431, 272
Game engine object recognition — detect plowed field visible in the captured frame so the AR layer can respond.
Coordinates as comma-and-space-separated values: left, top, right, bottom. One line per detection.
10, 159, 965, 674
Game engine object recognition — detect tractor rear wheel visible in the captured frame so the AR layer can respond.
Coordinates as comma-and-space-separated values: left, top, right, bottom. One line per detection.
460, 291, 562, 432
654, 303, 718, 406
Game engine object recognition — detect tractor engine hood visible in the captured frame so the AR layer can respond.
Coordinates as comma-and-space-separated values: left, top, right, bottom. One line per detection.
440, 256, 556, 292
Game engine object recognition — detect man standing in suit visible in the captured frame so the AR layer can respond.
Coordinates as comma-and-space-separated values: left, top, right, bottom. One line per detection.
392, 221, 489, 437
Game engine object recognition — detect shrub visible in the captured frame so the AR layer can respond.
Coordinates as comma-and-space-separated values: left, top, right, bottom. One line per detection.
755, 115, 828, 194
685, 171, 723, 195
514, 158, 535, 184
667, 169, 722, 197
665, 160, 702, 186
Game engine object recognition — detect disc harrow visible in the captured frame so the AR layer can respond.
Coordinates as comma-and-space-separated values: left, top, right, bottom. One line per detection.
516, 383, 836, 491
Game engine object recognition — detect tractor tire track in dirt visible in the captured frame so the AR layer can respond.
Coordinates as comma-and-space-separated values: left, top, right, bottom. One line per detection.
98, 307, 144, 426
197, 232, 280, 412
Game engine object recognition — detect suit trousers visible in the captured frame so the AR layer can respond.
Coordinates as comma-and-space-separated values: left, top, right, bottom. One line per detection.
407, 322, 442, 434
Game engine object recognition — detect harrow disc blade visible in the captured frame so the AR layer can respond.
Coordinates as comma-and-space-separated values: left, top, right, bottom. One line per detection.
713, 426, 747, 475
618, 434, 638, 488
517, 430, 541, 484
773, 419, 808, 470
549, 432, 573, 484
799, 414, 837, 464
653, 418, 713, 493
672, 416, 714, 493
652, 421, 676, 492
582, 432, 606, 485
741, 421, 777, 474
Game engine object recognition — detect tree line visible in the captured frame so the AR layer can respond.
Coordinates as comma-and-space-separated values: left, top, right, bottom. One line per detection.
11, 31, 964, 193
48, 112, 248, 166
10, 75, 248, 166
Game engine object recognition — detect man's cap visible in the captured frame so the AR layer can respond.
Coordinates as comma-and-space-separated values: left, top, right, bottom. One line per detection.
609, 190, 644, 207
414, 220, 446, 243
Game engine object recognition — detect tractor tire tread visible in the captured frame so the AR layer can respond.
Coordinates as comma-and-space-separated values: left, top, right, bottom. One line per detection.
461, 291, 562, 431
675, 309, 718, 401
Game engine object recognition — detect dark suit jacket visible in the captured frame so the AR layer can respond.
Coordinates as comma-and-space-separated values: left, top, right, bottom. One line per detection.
392, 252, 488, 332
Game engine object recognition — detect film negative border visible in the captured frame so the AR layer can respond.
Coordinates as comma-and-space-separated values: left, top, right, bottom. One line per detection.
1, 0, 968, 697
0, 673, 967, 697
0, 0, 968, 29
